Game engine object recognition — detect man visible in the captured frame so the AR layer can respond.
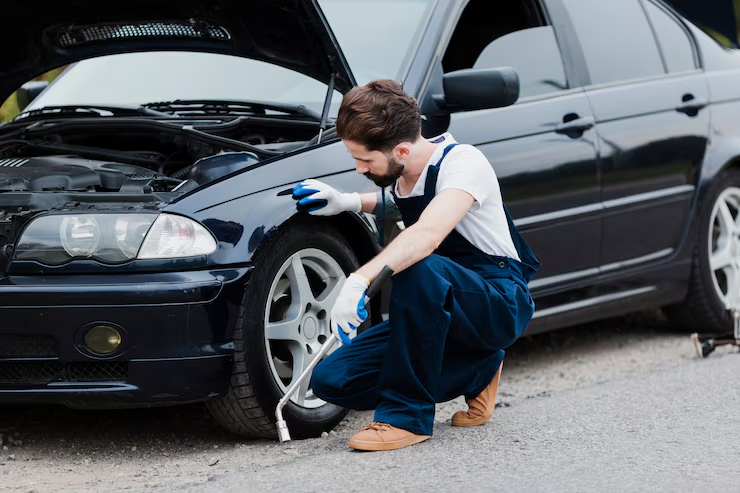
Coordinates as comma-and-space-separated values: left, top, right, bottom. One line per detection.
292, 79, 540, 451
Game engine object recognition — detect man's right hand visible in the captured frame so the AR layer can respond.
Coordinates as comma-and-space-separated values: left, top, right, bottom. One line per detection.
292, 179, 362, 216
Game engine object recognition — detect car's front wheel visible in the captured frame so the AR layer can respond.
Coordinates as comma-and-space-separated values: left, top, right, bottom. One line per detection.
665, 169, 740, 333
206, 221, 362, 438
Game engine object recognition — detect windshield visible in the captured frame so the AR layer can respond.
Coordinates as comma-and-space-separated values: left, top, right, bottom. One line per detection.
27, 0, 435, 116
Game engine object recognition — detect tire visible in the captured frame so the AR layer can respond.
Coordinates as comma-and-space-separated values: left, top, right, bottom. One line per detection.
206, 220, 365, 438
664, 169, 740, 333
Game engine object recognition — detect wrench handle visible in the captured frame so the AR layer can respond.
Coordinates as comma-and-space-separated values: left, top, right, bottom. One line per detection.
367, 265, 394, 299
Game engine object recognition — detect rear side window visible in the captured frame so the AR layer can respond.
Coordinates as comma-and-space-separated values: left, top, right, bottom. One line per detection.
562, 0, 664, 85
644, 1, 696, 73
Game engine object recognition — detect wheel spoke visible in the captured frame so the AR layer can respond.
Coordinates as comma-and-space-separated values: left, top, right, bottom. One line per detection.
289, 343, 311, 406
717, 200, 736, 236
286, 253, 315, 308
711, 239, 733, 271
265, 317, 303, 343
315, 276, 344, 314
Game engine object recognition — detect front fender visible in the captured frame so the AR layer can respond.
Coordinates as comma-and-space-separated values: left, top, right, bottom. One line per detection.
162, 139, 383, 266
166, 176, 381, 267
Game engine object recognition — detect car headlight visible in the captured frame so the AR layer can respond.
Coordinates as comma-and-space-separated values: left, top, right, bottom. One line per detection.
138, 214, 217, 259
15, 213, 217, 265
60, 216, 101, 257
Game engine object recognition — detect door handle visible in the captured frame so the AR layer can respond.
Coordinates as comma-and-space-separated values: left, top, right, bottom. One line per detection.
676, 94, 707, 115
555, 115, 595, 134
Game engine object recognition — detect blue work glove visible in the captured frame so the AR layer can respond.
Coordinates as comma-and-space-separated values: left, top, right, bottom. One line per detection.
292, 179, 362, 216
331, 273, 370, 345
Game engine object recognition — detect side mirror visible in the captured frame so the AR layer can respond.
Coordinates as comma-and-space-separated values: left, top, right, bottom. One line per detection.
434, 67, 519, 113
15, 80, 49, 111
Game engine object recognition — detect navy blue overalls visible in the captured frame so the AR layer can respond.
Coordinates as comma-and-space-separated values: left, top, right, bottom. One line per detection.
313, 144, 541, 436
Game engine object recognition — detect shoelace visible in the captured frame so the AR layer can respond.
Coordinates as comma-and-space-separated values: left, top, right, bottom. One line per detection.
362, 422, 392, 433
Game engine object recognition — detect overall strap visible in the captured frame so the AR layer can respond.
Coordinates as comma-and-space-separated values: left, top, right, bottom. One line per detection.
380, 187, 386, 247
436, 143, 460, 167
423, 143, 459, 199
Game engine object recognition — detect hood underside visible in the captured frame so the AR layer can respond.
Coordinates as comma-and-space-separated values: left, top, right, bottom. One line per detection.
1, 0, 355, 104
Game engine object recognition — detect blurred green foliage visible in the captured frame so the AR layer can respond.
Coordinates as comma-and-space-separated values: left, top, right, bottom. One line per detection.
0, 66, 67, 124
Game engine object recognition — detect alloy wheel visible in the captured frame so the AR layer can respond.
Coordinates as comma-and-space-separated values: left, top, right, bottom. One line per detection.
708, 187, 740, 311
264, 248, 345, 409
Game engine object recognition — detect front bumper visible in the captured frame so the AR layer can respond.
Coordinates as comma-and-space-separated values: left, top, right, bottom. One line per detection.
0, 267, 251, 408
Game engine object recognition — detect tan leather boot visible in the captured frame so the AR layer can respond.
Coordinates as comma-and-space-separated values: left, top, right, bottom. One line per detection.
451, 362, 503, 427
348, 422, 431, 451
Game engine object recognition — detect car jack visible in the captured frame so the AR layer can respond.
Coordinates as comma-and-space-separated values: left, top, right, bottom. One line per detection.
690, 292, 740, 358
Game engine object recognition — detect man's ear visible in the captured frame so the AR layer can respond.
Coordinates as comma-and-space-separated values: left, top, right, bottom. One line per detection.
393, 142, 412, 161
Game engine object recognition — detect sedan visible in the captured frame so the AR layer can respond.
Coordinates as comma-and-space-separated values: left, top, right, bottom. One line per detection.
1, 0, 739, 437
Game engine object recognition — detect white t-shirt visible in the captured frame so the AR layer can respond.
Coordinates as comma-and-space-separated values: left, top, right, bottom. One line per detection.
392, 133, 520, 261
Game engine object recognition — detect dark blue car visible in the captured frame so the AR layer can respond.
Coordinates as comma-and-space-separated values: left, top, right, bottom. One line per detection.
1, 0, 740, 437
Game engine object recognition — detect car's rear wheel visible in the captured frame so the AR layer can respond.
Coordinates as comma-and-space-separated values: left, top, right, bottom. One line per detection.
206, 220, 361, 438
665, 169, 740, 333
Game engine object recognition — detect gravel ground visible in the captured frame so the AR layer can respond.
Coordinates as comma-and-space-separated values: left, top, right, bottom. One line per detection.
1, 311, 735, 492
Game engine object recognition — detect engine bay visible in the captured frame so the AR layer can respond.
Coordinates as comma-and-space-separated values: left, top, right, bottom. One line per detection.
0, 106, 323, 196
0, 155, 183, 193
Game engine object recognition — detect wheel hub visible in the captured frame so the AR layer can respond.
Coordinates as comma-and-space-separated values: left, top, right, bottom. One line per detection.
302, 316, 318, 340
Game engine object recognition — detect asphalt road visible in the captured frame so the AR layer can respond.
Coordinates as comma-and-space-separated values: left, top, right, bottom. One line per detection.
188, 352, 740, 493
2, 314, 738, 492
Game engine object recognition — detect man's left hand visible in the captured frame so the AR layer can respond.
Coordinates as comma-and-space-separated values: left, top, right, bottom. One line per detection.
331, 273, 370, 344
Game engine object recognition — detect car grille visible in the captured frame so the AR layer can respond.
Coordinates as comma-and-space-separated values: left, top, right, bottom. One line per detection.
68, 362, 129, 382
0, 334, 58, 357
0, 361, 128, 384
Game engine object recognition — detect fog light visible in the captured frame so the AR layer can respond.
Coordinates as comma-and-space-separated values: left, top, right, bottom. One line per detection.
83, 325, 122, 355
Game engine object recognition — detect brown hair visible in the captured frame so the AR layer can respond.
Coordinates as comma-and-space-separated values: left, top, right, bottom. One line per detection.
335, 79, 422, 153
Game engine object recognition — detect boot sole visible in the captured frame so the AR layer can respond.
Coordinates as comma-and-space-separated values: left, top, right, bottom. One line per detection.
349, 434, 431, 451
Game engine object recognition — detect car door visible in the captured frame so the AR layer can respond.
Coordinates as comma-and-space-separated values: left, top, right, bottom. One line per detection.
561, 0, 710, 268
418, 0, 601, 297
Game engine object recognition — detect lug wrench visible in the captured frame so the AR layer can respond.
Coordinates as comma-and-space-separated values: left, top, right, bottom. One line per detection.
275, 265, 394, 443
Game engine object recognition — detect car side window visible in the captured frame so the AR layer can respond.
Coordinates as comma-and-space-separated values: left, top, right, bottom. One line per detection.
473, 26, 568, 99
561, 0, 664, 85
442, 0, 568, 100
644, 1, 697, 73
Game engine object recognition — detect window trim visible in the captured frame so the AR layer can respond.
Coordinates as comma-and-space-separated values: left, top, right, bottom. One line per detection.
642, 0, 702, 72
541, 0, 590, 88
578, 68, 705, 93
639, 0, 669, 74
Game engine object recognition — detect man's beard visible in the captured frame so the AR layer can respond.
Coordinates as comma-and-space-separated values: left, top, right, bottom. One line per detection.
364, 157, 405, 188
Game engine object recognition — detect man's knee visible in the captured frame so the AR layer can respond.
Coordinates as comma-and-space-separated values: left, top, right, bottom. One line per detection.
311, 358, 343, 401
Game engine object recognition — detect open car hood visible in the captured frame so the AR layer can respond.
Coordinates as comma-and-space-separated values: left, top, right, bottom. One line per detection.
0, 0, 356, 104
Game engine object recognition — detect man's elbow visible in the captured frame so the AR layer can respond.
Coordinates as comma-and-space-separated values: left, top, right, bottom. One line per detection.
412, 225, 444, 257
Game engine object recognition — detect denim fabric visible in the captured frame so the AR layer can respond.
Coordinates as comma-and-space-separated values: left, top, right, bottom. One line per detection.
312, 144, 541, 435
